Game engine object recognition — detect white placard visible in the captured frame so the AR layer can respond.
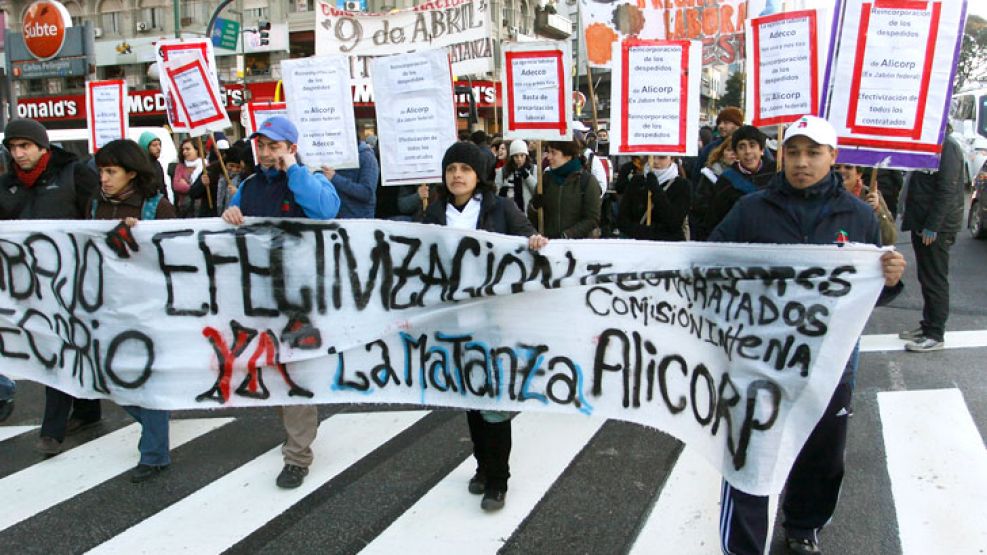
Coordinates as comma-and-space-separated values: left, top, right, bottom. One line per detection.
372, 49, 458, 186
85, 79, 127, 152
500, 41, 573, 141
281, 56, 359, 170
746, 10, 821, 127
154, 39, 221, 133
609, 40, 700, 156
821, 0, 968, 169
163, 54, 231, 135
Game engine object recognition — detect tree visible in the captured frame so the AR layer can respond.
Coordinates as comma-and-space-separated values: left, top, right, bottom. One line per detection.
956, 15, 987, 90
720, 71, 745, 110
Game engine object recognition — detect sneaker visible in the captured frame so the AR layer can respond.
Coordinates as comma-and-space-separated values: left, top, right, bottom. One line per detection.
65, 417, 101, 436
898, 327, 924, 340
481, 488, 506, 511
905, 337, 944, 352
276, 464, 309, 489
0, 399, 13, 423
468, 472, 486, 495
786, 536, 822, 554
130, 463, 169, 483
35, 436, 64, 456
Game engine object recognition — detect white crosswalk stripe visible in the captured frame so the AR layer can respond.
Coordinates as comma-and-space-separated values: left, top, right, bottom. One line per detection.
0, 418, 233, 531
878, 389, 987, 554
0, 425, 36, 443
360, 412, 604, 554
88, 411, 428, 554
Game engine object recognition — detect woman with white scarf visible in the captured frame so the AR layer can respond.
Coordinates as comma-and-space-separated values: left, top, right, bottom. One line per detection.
170, 138, 203, 217
616, 156, 691, 241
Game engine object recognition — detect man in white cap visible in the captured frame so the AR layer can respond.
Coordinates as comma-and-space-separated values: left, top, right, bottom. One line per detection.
573, 120, 609, 194
710, 115, 906, 555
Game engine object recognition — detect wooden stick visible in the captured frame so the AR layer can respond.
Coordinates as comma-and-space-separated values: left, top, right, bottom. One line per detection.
536, 141, 544, 234
776, 124, 784, 172
585, 58, 600, 132
646, 156, 654, 226
196, 136, 214, 210
869, 164, 880, 194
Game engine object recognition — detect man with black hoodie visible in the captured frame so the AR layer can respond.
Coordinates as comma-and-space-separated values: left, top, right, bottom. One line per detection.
711, 116, 906, 555
0, 118, 99, 455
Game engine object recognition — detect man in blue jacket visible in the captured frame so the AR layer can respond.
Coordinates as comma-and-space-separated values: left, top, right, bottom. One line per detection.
711, 116, 906, 555
319, 138, 380, 219
222, 116, 340, 489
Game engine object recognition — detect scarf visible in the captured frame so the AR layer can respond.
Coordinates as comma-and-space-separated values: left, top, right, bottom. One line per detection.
100, 185, 137, 204
546, 158, 583, 185
14, 151, 52, 188
652, 164, 679, 187
185, 158, 204, 185
445, 194, 482, 230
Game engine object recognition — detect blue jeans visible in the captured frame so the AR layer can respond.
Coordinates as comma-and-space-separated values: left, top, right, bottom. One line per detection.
0, 374, 14, 401
122, 406, 171, 466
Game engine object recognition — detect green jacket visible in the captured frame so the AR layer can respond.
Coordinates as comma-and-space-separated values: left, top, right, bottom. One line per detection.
529, 168, 602, 239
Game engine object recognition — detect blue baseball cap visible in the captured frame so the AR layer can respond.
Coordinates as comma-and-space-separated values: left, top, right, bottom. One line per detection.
250, 116, 298, 144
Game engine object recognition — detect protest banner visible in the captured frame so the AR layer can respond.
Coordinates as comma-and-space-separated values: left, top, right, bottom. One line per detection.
578, 0, 771, 67
609, 39, 701, 156
0, 217, 887, 496
821, 0, 968, 169
746, 10, 822, 127
85, 79, 127, 152
501, 41, 573, 141
281, 56, 360, 170
372, 49, 457, 186
154, 39, 221, 133
314, 0, 493, 76
244, 100, 288, 167
163, 53, 231, 134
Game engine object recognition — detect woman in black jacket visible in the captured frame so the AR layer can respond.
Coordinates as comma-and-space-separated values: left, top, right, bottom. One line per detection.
616, 155, 690, 241
423, 142, 547, 512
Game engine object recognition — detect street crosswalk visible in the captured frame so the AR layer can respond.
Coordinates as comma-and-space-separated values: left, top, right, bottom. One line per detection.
0, 388, 984, 554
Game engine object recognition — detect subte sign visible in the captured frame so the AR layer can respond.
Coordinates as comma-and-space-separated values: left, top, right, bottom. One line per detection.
22, 0, 72, 61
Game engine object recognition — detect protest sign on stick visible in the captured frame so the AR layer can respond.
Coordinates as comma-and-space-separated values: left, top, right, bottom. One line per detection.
609, 39, 700, 156
155, 39, 220, 133
164, 54, 231, 134
281, 56, 359, 170
501, 41, 573, 141
244, 100, 288, 168
821, 0, 968, 169
372, 49, 457, 187
85, 79, 127, 152
746, 10, 821, 128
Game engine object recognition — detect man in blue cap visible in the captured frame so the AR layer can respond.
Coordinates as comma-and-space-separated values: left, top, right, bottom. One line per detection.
222, 116, 340, 488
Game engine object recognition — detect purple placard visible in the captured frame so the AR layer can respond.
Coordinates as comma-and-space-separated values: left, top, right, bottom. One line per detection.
820, 0, 968, 170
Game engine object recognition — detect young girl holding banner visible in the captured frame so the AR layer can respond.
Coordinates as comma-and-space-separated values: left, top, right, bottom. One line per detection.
90, 139, 177, 482
423, 142, 548, 511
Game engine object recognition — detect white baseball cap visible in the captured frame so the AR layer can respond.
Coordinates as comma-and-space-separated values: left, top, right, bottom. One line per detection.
783, 115, 838, 149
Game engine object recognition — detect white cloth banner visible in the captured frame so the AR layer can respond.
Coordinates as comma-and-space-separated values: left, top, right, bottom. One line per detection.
372, 49, 458, 186
609, 39, 700, 156
314, 0, 493, 76
746, 10, 822, 127
281, 56, 360, 170
85, 80, 127, 152
821, 0, 967, 169
0, 218, 886, 495
500, 41, 573, 141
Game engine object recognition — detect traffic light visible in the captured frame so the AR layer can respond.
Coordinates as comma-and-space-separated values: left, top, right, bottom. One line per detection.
258, 20, 270, 46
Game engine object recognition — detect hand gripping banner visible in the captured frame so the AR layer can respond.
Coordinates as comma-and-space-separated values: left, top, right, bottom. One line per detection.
0, 218, 887, 495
